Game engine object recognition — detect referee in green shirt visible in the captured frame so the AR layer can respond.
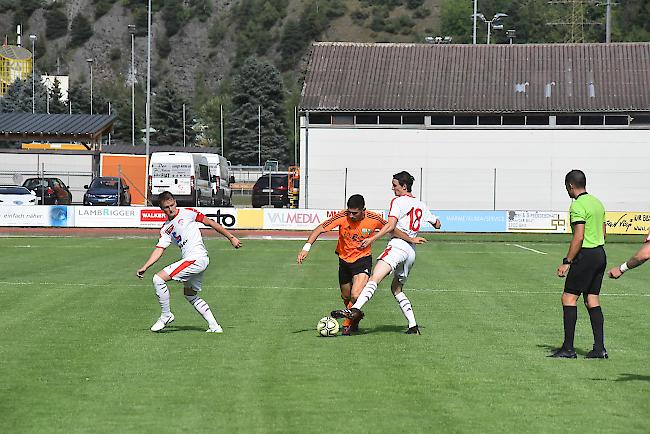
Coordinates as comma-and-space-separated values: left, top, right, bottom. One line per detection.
552, 170, 608, 359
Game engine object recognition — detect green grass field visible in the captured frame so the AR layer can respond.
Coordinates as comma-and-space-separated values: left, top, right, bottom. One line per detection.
1, 233, 649, 433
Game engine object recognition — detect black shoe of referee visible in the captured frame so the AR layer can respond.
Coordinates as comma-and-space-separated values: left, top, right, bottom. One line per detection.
549, 347, 577, 358
585, 348, 608, 359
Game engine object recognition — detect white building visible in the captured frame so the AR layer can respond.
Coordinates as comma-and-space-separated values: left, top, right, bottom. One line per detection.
299, 42, 650, 211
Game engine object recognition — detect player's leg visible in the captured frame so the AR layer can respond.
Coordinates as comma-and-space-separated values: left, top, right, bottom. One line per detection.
348, 265, 371, 333
150, 269, 175, 332
181, 259, 222, 332
338, 259, 354, 333
392, 250, 419, 334
584, 248, 607, 358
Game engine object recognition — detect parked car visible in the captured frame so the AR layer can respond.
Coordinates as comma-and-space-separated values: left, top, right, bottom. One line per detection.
22, 177, 72, 204
0, 185, 38, 206
251, 173, 289, 208
83, 177, 131, 206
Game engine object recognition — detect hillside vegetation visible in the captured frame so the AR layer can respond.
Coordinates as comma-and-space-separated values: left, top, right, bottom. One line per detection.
1, 0, 649, 161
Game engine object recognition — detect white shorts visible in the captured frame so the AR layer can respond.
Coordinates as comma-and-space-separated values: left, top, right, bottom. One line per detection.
377, 238, 416, 284
163, 256, 209, 291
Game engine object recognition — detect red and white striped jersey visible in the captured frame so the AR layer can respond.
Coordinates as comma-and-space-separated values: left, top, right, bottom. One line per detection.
156, 208, 208, 259
388, 194, 438, 239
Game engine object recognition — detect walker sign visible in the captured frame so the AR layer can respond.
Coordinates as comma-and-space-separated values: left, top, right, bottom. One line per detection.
138, 207, 239, 228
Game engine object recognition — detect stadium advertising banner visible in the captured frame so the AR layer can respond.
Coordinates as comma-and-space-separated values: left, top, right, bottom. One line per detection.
0, 205, 73, 227
137, 207, 245, 229
506, 210, 568, 233
605, 212, 650, 235
420, 210, 506, 233
263, 209, 341, 230
75, 206, 140, 227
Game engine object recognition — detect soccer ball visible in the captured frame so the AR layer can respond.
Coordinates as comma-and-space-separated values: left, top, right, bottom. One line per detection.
316, 316, 339, 337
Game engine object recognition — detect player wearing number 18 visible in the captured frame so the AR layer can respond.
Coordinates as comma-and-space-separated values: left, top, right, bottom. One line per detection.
331, 171, 440, 334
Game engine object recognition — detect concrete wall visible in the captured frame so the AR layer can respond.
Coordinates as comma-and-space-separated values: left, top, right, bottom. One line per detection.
299, 126, 650, 211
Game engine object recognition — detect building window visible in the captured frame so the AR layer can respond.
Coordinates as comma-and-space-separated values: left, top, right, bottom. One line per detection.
526, 115, 549, 125
605, 115, 628, 126
403, 115, 425, 125
502, 115, 525, 125
479, 115, 501, 125
379, 114, 402, 124
308, 114, 331, 124
332, 115, 354, 125
430, 115, 454, 125
556, 115, 580, 125
581, 115, 604, 126
455, 115, 477, 125
356, 114, 378, 124
630, 114, 650, 126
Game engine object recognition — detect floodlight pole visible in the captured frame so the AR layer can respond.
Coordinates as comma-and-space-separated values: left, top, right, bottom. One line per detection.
86, 58, 94, 114
29, 34, 37, 113
473, 0, 478, 44
129, 24, 136, 147
145, 0, 152, 205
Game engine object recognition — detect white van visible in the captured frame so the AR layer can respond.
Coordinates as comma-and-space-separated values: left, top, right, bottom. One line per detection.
201, 153, 235, 206
148, 152, 212, 206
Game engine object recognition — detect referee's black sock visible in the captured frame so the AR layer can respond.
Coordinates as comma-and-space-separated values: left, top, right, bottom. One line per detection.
588, 306, 605, 350
562, 305, 578, 350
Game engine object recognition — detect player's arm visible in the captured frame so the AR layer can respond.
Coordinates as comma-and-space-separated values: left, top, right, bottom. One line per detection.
608, 241, 650, 279
137, 247, 165, 278
202, 216, 242, 248
430, 218, 442, 230
391, 227, 427, 245
557, 223, 584, 277
297, 224, 327, 263
359, 217, 398, 248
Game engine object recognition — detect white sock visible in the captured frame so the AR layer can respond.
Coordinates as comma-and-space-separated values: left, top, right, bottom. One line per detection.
153, 275, 171, 317
185, 294, 219, 328
395, 292, 417, 328
352, 281, 377, 310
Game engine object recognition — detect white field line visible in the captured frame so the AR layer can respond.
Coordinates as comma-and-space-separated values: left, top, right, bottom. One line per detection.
1, 281, 648, 297
506, 243, 548, 255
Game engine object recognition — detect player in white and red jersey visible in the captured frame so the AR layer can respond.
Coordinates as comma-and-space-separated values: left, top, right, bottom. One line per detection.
607, 229, 650, 279
137, 191, 242, 332
332, 171, 440, 335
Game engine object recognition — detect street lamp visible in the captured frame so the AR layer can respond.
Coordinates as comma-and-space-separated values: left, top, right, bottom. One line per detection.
29, 34, 37, 113
145, 0, 152, 204
128, 24, 136, 147
473, 12, 508, 44
86, 58, 94, 114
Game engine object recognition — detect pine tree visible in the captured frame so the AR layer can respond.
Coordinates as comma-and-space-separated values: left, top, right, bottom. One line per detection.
47, 78, 68, 114
226, 57, 289, 166
69, 13, 94, 48
151, 82, 196, 147
0, 74, 48, 113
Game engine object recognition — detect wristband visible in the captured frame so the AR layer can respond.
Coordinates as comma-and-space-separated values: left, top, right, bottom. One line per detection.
619, 262, 629, 273
562, 257, 572, 265
302, 242, 312, 252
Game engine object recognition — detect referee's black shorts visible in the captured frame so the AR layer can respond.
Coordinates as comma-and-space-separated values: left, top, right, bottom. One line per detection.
564, 246, 607, 296
338, 256, 372, 285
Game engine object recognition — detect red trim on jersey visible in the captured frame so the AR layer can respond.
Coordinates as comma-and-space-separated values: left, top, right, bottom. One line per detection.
379, 245, 393, 260
154, 246, 166, 250
388, 197, 398, 216
187, 208, 205, 222
169, 260, 196, 277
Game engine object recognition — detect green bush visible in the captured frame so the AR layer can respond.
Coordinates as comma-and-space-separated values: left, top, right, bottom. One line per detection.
45, 8, 69, 39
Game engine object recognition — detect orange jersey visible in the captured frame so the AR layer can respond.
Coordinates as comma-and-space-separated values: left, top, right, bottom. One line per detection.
321, 210, 387, 263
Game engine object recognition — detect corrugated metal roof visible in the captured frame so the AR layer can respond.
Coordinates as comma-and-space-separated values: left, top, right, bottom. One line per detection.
0, 113, 116, 136
300, 42, 650, 113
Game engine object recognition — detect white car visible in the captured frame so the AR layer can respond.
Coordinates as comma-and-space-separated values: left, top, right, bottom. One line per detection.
0, 185, 38, 206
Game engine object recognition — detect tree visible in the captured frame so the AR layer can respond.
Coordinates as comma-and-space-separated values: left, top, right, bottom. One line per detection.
0, 74, 48, 113
47, 78, 68, 114
69, 13, 94, 48
68, 84, 91, 114
196, 95, 231, 150
226, 57, 289, 165
45, 7, 69, 39
151, 82, 196, 147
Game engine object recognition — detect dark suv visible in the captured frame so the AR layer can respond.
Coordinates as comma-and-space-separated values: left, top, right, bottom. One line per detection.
251, 173, 289, 208
83, 177, 131, 206
22, 177, 72, 204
